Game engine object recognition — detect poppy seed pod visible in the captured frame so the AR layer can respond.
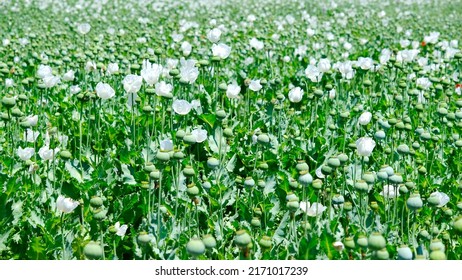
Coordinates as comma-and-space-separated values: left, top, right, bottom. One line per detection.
389, 173, 403, 184
156, 150, 170, 161
332, 194, 345, 205
83, 241, 104, 260
202, 234, 217, 249
286, 199, 300, 212
90, 196, 103, 208
407, 193, 423, 211
327, 157, 341, 168
207, 157, 220, 169
186, 183, 199, 196
429, 249, 447, 260
186, 237, 206, 257
259, 236, 272, 249
234, 230, 251, 248
251, 217, 261, 227
357, 235, 368, 248
244, 177, 255, 187
298, 171, 313, 185
362, 172, 376, 184
137, 232, 152, 245
344, 237, 355, 249
257, 133, 270, 144
375, 248, 389, 260
183, 165, 195, 177
338, 153, 349, 163
183, 133, 197, 144
150, 169, 161, 180
397, 245, 413, 260
296, 160, 309, 172
453, 216, 462, 233
368, 232, 387, 250
312, 179, 323, 189
354, 180, 369, 192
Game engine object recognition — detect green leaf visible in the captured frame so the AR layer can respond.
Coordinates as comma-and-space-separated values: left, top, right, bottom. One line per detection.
198, 114, 216, 129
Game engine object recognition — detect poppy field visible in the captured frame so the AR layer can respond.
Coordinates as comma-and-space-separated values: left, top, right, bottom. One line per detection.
1, 0, 462, 260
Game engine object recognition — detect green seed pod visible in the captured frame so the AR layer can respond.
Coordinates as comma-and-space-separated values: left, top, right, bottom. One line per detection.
298, 170, 313, 185
251, 217, 261, 227
244, 177, 255, 187
419, 230, 430, 240
321, 165, 332, 175
173, 151, 185, 159
207, 157, 220, 169
327, 157, 341, 168
354, 180, 369, 193
93, 209, 107, 220
156, 151, 170, 161
430, 239, 445, 251
137, 232, 152, 245
1, 96, 16, 108
286, 199, 300, 212
332, 194, 345, 205
312, 179, 323, 189
83, 241, 104, 260
397, 245, 413, 260
300, 221, 311, 231
186, 183, 200, 196
259, 236, 272, 249
357, 235, 368, 248
223, 127, 233, 138
399, 185, 409, 194
144, 163, 156, 173
368, 232, 387, 250
176, 129, 186, 139
216, 109, 227, 119
289, 178, 299, 189
375, 248, 389, 260
183, 165, 195, 177
418, 166, 427, 174
186, 237, 206, 257
407, 193, 423, 211
343, 201, 353, 211
338, 153, 349, 163
257, 133, 270, 144
429, 249, 447, 260
202, 234, 217, 249
344, 237, 355, 250
234, 230, 251, 248
150, 169, 161, 180
296, 160, 309, 172
389, 173, 403, 184
59, 150, 72, 159
258, 161, 269, 170
362, 172, 376, 184
90, 196, 103, 208
453, 216, 462, 233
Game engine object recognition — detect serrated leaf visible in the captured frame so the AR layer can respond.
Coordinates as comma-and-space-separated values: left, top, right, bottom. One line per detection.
121, 164, 136, 185
65, 160, 83, 183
